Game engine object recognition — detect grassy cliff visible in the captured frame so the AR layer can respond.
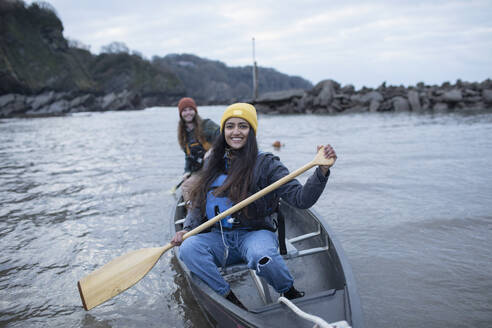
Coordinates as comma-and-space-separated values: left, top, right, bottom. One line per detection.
0, 0, 184, 97
0, 1, 96, 93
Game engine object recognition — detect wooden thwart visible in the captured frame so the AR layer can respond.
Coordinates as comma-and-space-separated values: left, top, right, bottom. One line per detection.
77, 149, 334, 310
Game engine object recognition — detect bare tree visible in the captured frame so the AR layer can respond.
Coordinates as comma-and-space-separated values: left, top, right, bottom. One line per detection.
68, 38, 91, 51
100, 41, 130, 54
31, 1, 58, 16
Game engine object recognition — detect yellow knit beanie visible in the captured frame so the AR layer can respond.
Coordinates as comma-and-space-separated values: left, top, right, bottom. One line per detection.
220, 103, 258, 135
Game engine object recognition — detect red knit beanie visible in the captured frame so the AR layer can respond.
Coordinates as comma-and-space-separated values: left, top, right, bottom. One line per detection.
178, 97, 197, 115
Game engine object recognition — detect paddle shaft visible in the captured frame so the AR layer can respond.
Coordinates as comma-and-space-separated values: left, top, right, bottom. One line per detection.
182, 158, 327, 241
170, 178, 185, 194
175, 179, 185, 189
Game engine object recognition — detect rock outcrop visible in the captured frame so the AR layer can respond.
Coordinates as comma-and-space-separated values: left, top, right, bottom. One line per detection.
253, 79, 492, 114
0, 90, 143, 117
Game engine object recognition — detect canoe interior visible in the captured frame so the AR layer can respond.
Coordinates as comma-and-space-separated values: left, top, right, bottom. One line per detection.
171, 195, 363, 327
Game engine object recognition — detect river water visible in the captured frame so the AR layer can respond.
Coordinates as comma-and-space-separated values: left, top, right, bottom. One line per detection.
1, 106, 491, 328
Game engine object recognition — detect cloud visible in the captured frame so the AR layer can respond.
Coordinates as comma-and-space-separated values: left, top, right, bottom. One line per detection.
24, 0, 492, 88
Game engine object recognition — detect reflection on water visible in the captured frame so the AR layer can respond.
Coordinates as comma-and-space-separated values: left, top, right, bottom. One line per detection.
1, 108, 492, 327
170, 256, 206, 328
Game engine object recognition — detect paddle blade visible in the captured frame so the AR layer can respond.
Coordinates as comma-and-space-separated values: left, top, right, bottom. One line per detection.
78, 244, 172, 310
169, 179, 184, 195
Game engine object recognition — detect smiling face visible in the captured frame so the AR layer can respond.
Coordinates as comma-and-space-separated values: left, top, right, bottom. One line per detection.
224, 117, 250, 149
181, 107, 196, 123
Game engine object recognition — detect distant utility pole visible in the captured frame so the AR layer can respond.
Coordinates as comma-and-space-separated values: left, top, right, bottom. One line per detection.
252, 37, 258, 101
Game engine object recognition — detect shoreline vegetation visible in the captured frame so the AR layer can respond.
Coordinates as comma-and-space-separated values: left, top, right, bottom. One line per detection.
1, 1, 491, 118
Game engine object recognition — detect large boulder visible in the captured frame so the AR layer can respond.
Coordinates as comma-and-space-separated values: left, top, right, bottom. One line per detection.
407, 90, 422, 112
433, 102, 448, 112
482, 89, 492, 104
100, 90, 138, 111
0, 94, 26, 117
361, 91, 383, 103
47, 99, 70, 114
256, 89, 305, 102
340, 84, 355, 95
70, 94, 95, 108
27, 91, 57, 111
0, 94, 17, 108
442, 89, 462, 103
362, 91, 383, 112
311, 80, 338, 107
392, 96, 410, 112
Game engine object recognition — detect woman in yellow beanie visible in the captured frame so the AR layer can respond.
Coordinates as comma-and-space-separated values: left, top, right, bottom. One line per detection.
172, 102, 337, 309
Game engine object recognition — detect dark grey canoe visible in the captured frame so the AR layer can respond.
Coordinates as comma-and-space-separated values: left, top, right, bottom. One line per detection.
170, 193, 364, 328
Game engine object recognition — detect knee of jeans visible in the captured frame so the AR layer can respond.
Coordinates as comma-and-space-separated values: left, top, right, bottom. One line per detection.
179, 237, 198, 260
258, 256, 270, 266
250, 245, 277, 261
256, 256, 273, 275
248, 252, 271, 268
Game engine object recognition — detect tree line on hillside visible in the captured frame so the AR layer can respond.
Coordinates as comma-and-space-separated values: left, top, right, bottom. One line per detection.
0, 0, 312, 117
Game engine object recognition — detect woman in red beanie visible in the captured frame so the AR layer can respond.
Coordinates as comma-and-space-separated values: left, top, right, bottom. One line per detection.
177, 97, 220, 202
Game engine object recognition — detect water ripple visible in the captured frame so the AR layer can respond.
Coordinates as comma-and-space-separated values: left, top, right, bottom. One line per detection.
1, 109, 491, 327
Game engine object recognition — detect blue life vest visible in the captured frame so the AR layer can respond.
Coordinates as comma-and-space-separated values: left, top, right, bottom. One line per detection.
206, 174, 234, 228
204, 151, 279, 231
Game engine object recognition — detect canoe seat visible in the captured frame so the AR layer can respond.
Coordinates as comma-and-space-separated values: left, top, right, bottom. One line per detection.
278, 209, 330, 259
174, 218, 186, 225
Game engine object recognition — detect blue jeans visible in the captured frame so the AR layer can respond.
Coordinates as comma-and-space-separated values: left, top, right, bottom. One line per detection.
179, 229, 294, 296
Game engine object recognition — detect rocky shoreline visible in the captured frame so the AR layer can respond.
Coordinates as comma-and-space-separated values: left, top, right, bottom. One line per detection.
0, 90, 180, 118
253, 79, 492, 114
1, 79, 492, 118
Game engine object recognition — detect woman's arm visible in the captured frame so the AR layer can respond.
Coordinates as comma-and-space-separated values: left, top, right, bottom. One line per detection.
270, 161, 329, 209
171, 207, 203, 246
265, 146, 336, 209
182, 207, 204, 231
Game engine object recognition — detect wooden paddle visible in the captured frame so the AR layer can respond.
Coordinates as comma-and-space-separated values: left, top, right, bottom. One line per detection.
169, 178, 184, 194
77, 148, 335, 311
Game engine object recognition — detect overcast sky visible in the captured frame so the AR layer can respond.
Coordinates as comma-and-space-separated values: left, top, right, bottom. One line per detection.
26, 0, 492, 89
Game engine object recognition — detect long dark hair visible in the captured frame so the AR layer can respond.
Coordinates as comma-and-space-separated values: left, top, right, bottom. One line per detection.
177, 113, 205, 151
190, 129, 258, 215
